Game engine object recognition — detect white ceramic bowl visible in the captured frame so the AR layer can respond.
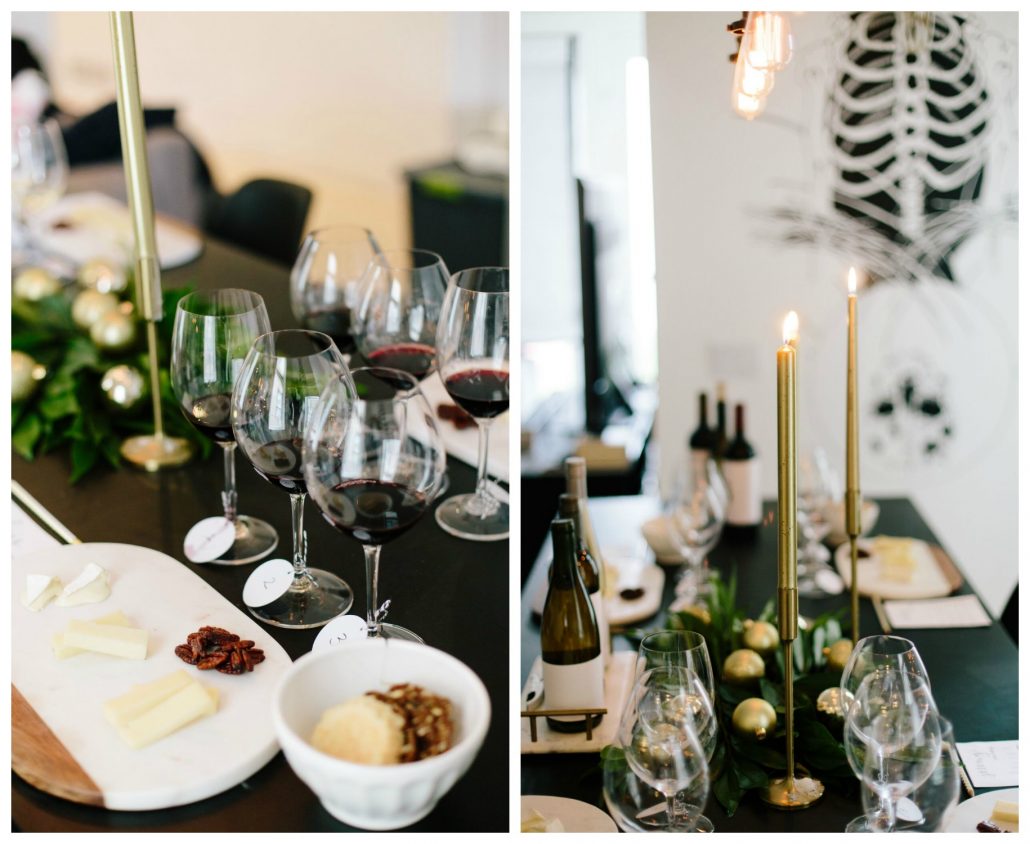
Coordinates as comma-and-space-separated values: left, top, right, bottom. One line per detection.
273, 639, 490, 830
824, 499, 880, 547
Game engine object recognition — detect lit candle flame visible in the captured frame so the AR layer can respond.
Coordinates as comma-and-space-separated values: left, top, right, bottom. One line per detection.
848, 267, 857, 295
782, 311, 799, 345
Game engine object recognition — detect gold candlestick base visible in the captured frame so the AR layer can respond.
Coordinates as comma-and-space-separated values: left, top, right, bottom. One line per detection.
121, 433, 192, 471
760, 774, 825, 810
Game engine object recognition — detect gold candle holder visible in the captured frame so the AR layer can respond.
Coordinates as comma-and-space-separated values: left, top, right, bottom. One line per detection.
762, 312, 824, 810
110, 12, 191, 471
846, 269, 861, 643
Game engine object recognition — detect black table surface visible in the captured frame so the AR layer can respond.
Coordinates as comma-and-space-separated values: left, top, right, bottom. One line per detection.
521, 495, 1018, 833
12, 238, 508, 832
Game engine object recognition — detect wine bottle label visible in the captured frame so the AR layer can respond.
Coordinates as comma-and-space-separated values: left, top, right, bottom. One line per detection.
592, 592, 610, 666
689, 449, 709, 484
542, 654, 605, 722
724, 457, 762, 526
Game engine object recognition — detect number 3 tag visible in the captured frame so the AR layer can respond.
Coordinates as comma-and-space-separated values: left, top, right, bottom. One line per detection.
242, 559, 294, 607
312, 615, 368, 652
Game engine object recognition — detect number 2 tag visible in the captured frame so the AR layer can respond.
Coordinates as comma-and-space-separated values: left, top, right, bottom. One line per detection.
242, 559, 294, 607
312, 615, 368, 652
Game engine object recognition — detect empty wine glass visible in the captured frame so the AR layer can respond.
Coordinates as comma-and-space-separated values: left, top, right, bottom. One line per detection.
435, 267, 509, 541
668, 472, 725, 603
290, 225, 380, 357
861, 717, 960, 832
840, 635, 933, 715
171, 289, 279, 564
797, 448, 842, 597
844, 670, 942, 833
354, 248, 449, 383
636, 630, 715, 702
232, 329, 355, 628
617, 666, 711, 832
12, 118, 68, 258
304, 366, 446, 641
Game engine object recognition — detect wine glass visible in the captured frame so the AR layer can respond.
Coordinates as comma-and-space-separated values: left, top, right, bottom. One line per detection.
844, 670, 942, 833
840, 635, 933, 714
861, 717, 960, 832
304, 366, 445, 642
796, 448, 842, 597
290, 225, 380, 357
435, 267, 509, 541
617, 666, 711, 832
354, 248, 449, 383
171, 289, 279, 564
232, 329, 355, 628
12, 118, 68, 258
668, 472, 724, 603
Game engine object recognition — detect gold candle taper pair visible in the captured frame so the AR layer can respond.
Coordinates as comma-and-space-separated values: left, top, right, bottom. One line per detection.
845, 268, 862, 644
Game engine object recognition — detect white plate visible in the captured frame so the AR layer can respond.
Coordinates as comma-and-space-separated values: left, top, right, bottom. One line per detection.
943, 787, 1018, 832
521, 795, 618, 832
834, 536, 954, 599
12, 542, 292, 811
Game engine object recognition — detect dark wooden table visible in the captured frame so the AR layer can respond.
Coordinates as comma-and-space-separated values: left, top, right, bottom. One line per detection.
521, 495, 1018, 832
12, 239, 509, 832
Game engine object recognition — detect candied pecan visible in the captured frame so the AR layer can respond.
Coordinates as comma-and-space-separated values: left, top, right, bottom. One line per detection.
196, 651, 229, 670
174, 644, 198, 665
174, 626, 263, 675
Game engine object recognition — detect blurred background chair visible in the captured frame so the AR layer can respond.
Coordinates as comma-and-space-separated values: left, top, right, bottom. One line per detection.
204, 178, 312, 266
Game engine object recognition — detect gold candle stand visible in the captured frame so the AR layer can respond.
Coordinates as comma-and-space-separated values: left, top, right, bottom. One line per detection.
846, 271, 861, 643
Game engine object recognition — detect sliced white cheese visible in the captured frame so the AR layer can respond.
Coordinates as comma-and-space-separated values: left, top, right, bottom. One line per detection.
63, 619, 148, 660
521, 809, 565, 833
116, 681, 219, 749
21, 574, 63, 612
104, 670, 195, 728
992, 800, 1019, 829
56, 562, 111, 607
52, 610, 131, 659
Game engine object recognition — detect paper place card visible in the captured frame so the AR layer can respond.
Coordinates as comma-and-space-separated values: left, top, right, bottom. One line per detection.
12, 503, 62, 557
883, 594, 992, 630
183, 517, 235, 563
312, 615, 368, 651
242, 559, 295, 607
956, 741, 1019, 789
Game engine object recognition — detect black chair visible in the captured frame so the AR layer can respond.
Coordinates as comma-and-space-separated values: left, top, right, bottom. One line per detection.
205, 178, 312, 266
1000, 585, 1017, 645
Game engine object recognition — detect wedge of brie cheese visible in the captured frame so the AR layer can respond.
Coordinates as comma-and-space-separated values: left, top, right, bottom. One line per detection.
21, 574, 63, 612
56, 562, 111, 607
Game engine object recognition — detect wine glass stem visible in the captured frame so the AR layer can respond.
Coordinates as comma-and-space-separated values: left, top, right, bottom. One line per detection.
665, 793, 678, 829
220, 442, 238, 523
289, 493, 307, 574
474, 419, 493, 503
363, 544, 382, 636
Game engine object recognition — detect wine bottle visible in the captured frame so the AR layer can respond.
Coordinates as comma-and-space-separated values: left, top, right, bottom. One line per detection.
687, 392, 714, 483
558, 493, 610, 666
563, 457, 608, 596
723, 403, 762, 529
713, 382, 728, 465
540, 518, 605, 733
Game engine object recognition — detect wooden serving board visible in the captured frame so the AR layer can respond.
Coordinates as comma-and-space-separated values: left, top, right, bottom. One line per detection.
834, 536, 963, 599
12, 543, 292, 811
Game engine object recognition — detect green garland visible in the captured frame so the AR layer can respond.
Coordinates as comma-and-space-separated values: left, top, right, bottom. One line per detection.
613, 572, 855, 817
12, 283, 211, 482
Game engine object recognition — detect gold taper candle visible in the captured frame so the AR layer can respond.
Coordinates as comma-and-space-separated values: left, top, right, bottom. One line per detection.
776, 311, 799, 642
846, 268, 861, 642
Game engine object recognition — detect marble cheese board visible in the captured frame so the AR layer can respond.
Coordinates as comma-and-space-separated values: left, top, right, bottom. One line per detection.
12, 542, 292, 811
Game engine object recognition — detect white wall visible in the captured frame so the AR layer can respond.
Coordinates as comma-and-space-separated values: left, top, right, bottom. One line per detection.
647, 12, 1018, 614
13, 11, 507, 251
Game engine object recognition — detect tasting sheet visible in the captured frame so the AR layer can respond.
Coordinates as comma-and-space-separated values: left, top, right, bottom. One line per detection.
882, 594, 992, 629
956, 740, 1019, 789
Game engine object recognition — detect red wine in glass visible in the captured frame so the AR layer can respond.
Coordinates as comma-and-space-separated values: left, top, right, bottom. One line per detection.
444, 369, 509, 419
184, 393, 234, 443
366, 343, 436, 384
302, 307, 355, 354
319, 479, 428, 545
249, 438, 306, 493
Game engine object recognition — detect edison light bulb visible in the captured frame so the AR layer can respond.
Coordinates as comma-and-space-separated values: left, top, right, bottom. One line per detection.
733, 28, 775, 100
747, 12, 793, 72
734, 89, 766, 121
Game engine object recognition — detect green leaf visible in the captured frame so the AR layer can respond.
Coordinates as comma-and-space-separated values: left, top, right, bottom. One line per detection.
38, 387, 80, 420
797, 718, 849, 772
712, 765, 743, 817
734, 755, 770, 790
12, 413, 42, 460
69, 438, 99, 484
759, 677, 783, 709
599, 744, 627, 772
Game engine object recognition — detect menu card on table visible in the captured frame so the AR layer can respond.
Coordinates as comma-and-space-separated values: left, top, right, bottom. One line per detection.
883, 594, 992, 629
956, 741, 1019, 789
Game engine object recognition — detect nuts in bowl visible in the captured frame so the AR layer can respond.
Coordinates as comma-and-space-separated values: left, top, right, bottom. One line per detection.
273, 639, 490, 830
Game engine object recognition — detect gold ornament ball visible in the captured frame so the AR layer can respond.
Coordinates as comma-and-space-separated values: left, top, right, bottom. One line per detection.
732, 697, 777, 740
100, 365, 146, 411
679, 604, 712, 626
815, 687, 846, 733
90, 310, 137, 352
742, 620, 780, 655
722, 648, 766, 685
823, 639, 855, 673
12, 351, 46, 402
78, 258, 128, 295
72, 289, 120, 329
14, 267, 61, 301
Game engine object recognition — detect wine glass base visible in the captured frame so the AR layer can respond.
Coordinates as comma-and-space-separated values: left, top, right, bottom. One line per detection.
435, 493, 508, 541
248, 568, 353, 629
369, 622, 423, 643
210, 515, 279, 566
844, 815, 873, 833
